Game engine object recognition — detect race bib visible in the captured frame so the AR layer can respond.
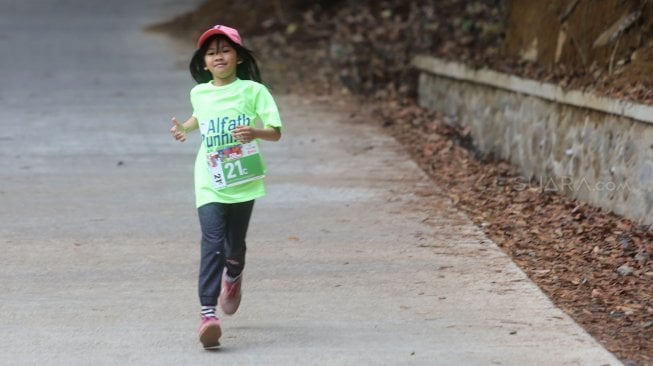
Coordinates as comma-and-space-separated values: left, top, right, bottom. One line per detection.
207, 142, 265, 190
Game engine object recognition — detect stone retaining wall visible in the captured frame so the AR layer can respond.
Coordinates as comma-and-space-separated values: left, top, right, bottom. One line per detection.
413, 56, 653, 225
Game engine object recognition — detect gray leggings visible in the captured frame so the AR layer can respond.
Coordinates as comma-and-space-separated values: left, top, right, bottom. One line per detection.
197, 200, 254, 306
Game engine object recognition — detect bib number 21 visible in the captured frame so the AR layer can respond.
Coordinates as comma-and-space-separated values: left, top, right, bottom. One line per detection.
224, 160, 247, 179
207, 142, 265, 190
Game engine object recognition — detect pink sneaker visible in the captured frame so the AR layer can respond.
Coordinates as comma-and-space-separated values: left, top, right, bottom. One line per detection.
219, 273, 242, 315
198, 315, 221, 349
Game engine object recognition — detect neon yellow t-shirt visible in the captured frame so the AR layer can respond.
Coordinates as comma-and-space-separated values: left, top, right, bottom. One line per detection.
190, 79, 282, 207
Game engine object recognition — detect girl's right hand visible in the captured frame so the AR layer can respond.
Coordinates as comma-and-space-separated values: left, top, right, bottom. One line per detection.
170, 117, 187, 142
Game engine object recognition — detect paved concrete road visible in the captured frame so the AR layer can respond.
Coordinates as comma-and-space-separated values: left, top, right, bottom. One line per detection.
0, 1, 623, 365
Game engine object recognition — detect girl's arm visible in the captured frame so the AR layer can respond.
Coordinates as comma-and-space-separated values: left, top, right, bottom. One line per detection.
232, 125, 281, 144
170, 116, 199, 142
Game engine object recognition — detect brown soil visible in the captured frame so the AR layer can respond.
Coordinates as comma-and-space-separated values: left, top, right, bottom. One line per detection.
500, 0, 653, 104
149, 1, 653, 365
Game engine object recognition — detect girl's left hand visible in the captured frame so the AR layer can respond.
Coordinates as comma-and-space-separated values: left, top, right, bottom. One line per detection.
232, 126, 255, 143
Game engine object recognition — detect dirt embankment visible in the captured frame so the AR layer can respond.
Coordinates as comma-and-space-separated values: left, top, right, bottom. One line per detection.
505, 0, 653, 103
151, 0, 653, 103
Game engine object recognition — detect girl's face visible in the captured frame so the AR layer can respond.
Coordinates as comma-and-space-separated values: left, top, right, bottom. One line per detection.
204, 38, 239, 85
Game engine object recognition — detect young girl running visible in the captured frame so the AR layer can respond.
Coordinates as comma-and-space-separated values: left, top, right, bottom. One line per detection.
170, 24, 282, 349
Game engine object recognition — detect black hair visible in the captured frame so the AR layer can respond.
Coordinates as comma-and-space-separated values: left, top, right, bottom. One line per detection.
189, 35, 262, 84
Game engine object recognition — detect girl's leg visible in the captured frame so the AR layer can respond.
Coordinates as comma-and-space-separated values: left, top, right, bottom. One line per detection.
224, 200, 255, 278
197, 202, 228, 307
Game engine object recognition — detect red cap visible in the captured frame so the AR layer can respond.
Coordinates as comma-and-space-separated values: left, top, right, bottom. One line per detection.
197, 25, 242, 48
